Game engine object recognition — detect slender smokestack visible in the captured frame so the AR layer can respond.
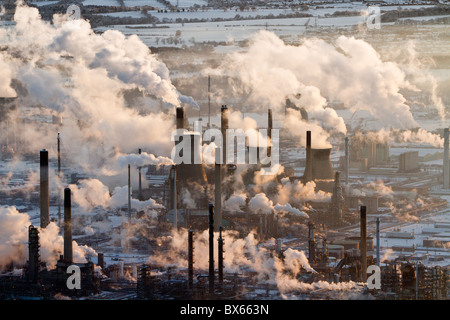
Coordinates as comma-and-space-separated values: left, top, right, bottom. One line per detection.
218, 226, 224, 286
376, 217, 380, 267
173, 165, 177, 229
64, 187, 73, 263
208, 203, 215, 294
308, 220, 316, 264
268, 108, 272, 158
345, 136, 349, 186
138, 148, 142, 200
276, 238, 283, 258
208, 75, 211, 129
98, 253, 104, 269
305, 131, 312, 182
221, 105, 229, 164
28, 225, 40, 283
176, 107, 185, 130
40, 149, 49, 228
214, 147, 222, 231
57, 133, 61, 228
360, 206, 367, 282
188, 230, 194, 289
128, 164, 131, 223
444, 128, 449, 189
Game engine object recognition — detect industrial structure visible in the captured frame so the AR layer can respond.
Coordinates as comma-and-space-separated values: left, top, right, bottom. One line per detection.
0, 100, 449, 301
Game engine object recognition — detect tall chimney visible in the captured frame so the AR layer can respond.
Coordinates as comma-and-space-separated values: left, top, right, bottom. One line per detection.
218, 226, 224, 286
221, 105, 229, 164
57, 133, 61, 228
128, 164, 131, 223
40, 149, 49, 228
345, 136, 349, 186
188, 230, 194, 289
331, 171, 343, 225
98, 253, 104, 269
308, 220, 316, 264
360, 206, 367, 282
208, 203, 215, 294
138, 148, 143, 200
444, 128, 449, 189
268, 108, 273, 158
214, 147, 222, 231
305, 131, 312, 182
28, 225, 40, 283
176, 107, 185, 130
376, 217, 380, 267
64, 187, 73, 263
173, 165, 177, 229
208, 75, 211, 129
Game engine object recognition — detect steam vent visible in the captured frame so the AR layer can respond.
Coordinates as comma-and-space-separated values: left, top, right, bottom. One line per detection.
0, 1, 449, 308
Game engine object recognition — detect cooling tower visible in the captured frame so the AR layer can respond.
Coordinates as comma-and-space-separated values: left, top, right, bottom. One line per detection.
303, 144, 335, 192
173, 107, 208, 189
303, 146, 334, 178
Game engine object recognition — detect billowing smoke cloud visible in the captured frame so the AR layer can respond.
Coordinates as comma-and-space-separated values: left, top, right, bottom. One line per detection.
0, 55, 16, 97
249, 193, 273, 215
349, 180, 394, 200
274, 203, 309, 219
68, 178, 164, 213
0, 206, 96, 271
224, 192, 247, 213
149, 228, 363, 297
354, 128, 443, 148
208, 31, 444, 149
116, 152, 174, 169
0, 3, 198, 173
249, 193, 309, 218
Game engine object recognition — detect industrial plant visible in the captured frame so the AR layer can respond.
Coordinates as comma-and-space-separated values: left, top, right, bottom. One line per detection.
0, 0, 449, 303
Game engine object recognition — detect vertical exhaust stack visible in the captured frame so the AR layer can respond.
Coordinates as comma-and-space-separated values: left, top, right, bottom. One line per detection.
221, 105, 229, 165
173, 165, 177, 229
57, 133, 61, 228
308, 220, 316, 264
128, 164, 131, 223
176, 107, 185, 130
214, 147, 222, 231
331, 171, 343, 225
98, 253, 104, 269
360, 206, 367, 282
188, 230, 194, 289
64, 187, 73, 263
444, 128, 449, 189
208, 203, 215, 295
267, 108, 273, 158
138, 148, 143, 200
28, 225, 40, 283
376, 217, 380, 267
40, 149, 49, 229
208, 75, 211, 129
305, 131, 313, 183
218, 226, 224, 287
345, 136, 349, 186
